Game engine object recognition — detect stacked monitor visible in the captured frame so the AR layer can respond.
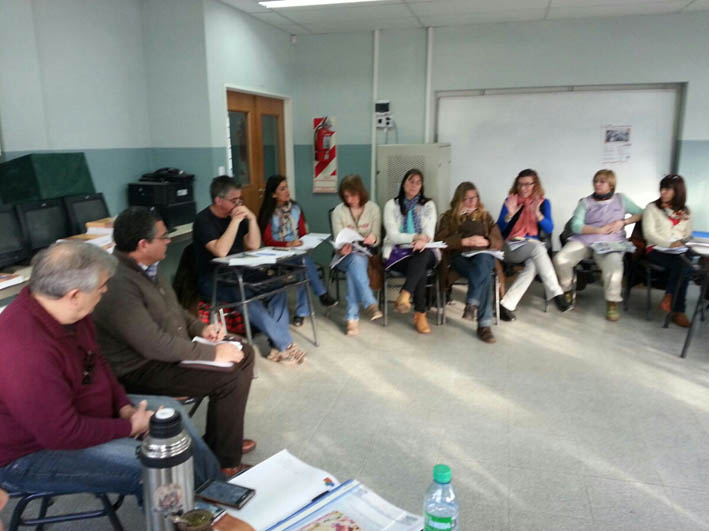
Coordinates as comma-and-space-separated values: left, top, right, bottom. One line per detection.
16, 199, 72, 253
0, 204, 29, 269
0, 192, 110, 268
63, 193, 109, 236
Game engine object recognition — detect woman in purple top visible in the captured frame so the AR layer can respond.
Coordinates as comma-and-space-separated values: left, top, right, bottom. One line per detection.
553, 169, 642, 321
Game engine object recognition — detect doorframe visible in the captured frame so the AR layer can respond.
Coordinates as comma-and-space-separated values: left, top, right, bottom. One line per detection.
223, 84, 295, 200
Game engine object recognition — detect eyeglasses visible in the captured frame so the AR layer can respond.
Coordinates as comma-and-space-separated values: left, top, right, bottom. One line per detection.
154, 233, 171, 241
223, 196, 244, 206
80, 348, 95, 385
463, 196, 478, 202
518, 181, 535, 188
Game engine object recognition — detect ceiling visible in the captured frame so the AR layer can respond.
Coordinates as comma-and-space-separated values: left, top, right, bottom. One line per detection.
220, 0, 709, 35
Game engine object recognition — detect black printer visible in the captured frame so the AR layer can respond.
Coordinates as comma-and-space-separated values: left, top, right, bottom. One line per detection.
128, 168, 196, 228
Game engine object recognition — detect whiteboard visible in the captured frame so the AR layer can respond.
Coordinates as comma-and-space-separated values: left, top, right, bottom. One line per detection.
437, 87, 679, 248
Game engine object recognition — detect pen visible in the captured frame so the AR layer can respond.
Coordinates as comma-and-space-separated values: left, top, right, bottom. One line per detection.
219, 309, 227, 333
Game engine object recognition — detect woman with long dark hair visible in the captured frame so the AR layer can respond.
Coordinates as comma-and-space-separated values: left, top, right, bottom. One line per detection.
436, 182, 502, 343
258, 175, 337, 326
642, 174, 693, 327
496, 169, 571, 321
382, 169, 438, 334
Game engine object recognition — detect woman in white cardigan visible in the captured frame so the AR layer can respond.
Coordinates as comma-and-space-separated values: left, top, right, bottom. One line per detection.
642, 174, 693, 327
383, 169, 438, 334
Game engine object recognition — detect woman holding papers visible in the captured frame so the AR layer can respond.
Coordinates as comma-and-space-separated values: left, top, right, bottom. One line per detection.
258, 175, 337, 327
331, 174, 383, 336
436, 182, 502, 343
496, 169, 571, 321
553, 169, 642, 321
642, 174, 693, 327
383, 169, 439, 334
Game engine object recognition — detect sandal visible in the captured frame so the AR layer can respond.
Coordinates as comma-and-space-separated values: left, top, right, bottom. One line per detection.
284, 343, 306, 365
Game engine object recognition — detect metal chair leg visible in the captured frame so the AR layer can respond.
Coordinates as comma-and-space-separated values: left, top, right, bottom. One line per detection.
382, 277, 389, 326
98, 494, 126, 531
646, 268, 652, 321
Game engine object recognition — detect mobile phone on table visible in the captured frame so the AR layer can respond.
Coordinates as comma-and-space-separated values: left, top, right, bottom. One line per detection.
195, 479, 256, 510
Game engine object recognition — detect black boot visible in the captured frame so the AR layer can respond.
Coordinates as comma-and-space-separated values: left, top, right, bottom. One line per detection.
499, 305, 516, 322
554, 294, 572, 313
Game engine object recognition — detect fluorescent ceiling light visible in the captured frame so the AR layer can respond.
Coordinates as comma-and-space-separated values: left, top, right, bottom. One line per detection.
260, 0, 384, 8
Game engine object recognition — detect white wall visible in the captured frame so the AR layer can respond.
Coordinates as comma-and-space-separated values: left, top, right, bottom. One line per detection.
432, 14, 709, 141
204, 0, 296, 149
0, 0, 151, 151
292, 32, 373, 146
141, 0, 212, 148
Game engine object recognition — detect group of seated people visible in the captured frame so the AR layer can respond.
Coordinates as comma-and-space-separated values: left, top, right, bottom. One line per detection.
0, 167, 694, 515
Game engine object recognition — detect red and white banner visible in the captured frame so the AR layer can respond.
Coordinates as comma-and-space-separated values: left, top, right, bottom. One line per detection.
313, 116, 337, 193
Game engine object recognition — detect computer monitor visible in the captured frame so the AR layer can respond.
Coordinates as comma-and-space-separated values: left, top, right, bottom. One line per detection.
0, 204, 29, 268
63, 193, 110, 235
16, 199, 72, 253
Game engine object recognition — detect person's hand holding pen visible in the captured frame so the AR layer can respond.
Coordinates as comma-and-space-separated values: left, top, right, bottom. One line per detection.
201, 323, 225, 342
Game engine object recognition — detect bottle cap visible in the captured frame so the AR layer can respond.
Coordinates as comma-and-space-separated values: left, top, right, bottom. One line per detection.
149, 407, 183, 439
433, 464, 451, 483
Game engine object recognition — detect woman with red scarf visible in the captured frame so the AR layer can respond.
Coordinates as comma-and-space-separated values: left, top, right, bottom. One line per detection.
496, 169, 571, 321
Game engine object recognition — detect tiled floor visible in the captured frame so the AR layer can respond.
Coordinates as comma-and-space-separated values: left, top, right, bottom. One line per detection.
4, 282, 709, 530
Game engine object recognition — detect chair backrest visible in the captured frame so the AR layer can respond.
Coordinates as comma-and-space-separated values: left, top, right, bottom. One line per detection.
327, 207, 335, 238
172, 242, 200, 314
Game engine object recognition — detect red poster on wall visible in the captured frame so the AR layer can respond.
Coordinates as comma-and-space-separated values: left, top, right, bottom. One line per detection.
313, 116, 337, 193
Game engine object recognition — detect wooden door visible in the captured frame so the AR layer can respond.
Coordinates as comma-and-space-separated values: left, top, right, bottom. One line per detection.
226, 91, 285, 215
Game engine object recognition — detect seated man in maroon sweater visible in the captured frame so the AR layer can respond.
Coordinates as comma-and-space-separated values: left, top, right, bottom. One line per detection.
0, 241, 221, 501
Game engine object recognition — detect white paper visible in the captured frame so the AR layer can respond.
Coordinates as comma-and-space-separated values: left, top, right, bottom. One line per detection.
331, 228, 364, 249
192, 336, 242, 349
299, 233, 330, 250
461, 249, 505, 260
505, 239, 529, 251
180, 337, 241, 368
274, 481, 423, 531
0, 274, 24, 290
401, 241, 447, 249
602, 125, 632, 163
224, 449, 339, 530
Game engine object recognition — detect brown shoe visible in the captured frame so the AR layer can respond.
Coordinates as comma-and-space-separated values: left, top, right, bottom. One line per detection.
413, 311, 431, 334
365, 303, 383, 320
672, 312, 690, 327
346, 319, 359, 336
222, 463, 252, 479
242, 439, 256, 454
660, 293, 672, 313
477, 326, 496, 343
394, 290, 412, 313
606, 301, 619, 322
462, 304, 477, 321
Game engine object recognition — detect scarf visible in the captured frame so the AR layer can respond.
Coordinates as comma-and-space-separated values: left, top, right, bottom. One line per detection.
508, 195, 541, 240
276, 202, 298, 241
400, 195, 422, 234
592, 191, 614, 201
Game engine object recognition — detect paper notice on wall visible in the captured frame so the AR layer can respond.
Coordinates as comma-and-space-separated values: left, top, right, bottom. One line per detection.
313, 116, 337, 193
602, 125, 632, 163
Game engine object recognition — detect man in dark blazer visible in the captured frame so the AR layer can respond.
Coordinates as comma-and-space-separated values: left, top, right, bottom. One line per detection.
93, 207, 255, 477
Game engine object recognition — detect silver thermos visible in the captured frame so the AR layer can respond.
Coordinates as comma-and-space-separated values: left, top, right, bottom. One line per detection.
140, 408, 195, 531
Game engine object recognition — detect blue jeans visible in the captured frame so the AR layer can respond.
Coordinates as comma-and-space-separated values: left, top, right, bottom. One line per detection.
199, 276, 293, 351
336, 253, 377, 321
451, 253, 495, 327
0, 396, 222, 505
295, 255, 327, 317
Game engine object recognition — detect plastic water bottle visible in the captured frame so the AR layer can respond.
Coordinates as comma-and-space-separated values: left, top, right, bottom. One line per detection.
423, 464, 458, 531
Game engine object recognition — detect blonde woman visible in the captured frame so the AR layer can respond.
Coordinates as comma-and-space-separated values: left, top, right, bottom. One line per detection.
436, 182, 502, 343
553, 169, 642, 321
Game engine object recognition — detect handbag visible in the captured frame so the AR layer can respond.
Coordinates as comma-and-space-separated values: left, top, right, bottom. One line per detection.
367, 254, 384, 291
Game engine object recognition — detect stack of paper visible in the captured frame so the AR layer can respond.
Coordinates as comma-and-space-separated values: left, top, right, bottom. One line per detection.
221, 450, 422, 531
86, 217, 115, 235
402, 241, 447, 249
58, 233, 115, 253
0, 273, 24, 290
298, 233, 330, 251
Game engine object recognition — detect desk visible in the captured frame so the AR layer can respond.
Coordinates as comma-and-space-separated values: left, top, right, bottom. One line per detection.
0, 224, 193, 302
210, 250, 319, 348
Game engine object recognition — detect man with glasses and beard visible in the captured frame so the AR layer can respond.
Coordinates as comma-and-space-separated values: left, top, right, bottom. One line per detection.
93, 207, 256, 478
